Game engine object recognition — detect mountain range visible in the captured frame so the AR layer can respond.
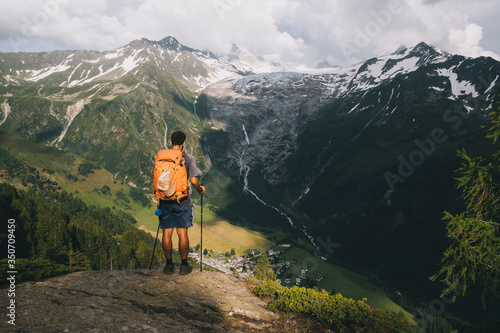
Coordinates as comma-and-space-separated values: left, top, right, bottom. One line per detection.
1, 36, 499, 327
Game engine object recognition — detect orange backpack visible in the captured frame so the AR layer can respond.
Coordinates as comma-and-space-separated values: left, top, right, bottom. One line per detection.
152, 149, 189, 203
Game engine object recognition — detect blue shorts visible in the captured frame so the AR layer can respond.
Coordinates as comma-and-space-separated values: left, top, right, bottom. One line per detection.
158, 201, 193, 229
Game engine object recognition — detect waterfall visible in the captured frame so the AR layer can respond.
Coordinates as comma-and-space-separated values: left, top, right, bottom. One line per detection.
193, 94, 199, 119
162, 118, 168, 148
238, 124, 327, 260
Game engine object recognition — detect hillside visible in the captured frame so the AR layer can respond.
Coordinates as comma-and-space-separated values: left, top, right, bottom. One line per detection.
0, 129, 274, 256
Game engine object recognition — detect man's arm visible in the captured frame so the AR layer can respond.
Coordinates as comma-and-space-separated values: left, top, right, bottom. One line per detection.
190, 177, 205, 194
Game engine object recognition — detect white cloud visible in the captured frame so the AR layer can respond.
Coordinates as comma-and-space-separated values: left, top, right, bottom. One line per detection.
0, 0, 498, 67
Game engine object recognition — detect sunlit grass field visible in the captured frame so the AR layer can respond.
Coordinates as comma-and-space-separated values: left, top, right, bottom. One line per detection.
136, 202, 275, 255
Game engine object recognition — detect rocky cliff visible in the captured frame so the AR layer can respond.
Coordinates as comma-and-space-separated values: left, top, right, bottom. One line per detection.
1, 267, 277, 332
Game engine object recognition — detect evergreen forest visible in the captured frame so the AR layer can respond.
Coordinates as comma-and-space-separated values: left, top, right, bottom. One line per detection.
0, 182, 164, 283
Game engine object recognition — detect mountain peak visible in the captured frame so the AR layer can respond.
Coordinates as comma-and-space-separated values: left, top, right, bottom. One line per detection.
316, 59, 340, 69
392, 44, 407, 55
138, 36, 192, 53
157, 36, 183, 51
410, 41, 441, 57
227, 43, 242, 62
216, 44, 287, 73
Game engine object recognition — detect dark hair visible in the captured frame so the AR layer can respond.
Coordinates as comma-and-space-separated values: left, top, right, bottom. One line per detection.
171, 131, 186, 146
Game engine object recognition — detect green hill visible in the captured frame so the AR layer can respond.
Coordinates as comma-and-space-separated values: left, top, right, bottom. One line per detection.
0, 130, 274, 256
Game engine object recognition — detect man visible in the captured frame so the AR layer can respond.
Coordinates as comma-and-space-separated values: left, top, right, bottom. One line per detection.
159, 131, 205, 275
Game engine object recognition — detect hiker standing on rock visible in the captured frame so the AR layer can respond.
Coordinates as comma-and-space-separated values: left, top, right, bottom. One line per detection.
153, 130, 205, 275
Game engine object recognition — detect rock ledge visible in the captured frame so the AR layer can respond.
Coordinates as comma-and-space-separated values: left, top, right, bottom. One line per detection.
3, 266, 277, 332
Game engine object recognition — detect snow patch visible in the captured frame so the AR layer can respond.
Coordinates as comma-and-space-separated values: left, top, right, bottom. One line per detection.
437, 67, 479, 99
0, 100, 11, 126
105, 48, 124, 59
162, 118, 168, 148
485, 75, 499, 94
122, 52, 144, 72
367, 57, 420, 81
66, 63, 82, 85
68, 50, 146, 87
26, 63, 71, 82
172, 53, 181, 63
242, 124, 250, 144
53, 99, 90, 143
430, 86, 445, 92
348, 103, 360, 114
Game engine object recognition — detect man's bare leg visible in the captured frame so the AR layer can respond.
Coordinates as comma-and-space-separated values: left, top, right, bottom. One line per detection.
177, 228, 192, 274
176, 228, 189, 260
162, 228, 175, 274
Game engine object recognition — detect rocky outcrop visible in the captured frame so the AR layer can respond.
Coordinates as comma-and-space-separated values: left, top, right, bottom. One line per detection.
2, 267, 277, 332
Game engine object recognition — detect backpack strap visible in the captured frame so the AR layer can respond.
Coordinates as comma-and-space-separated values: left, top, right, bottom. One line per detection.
161, 164, 184, 173
173, 190, 188, 203
158, 190, 189, 203
155, 156, 184, 172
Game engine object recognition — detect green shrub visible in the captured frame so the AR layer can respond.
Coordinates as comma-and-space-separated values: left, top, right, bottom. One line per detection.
101, 185, 111, 195
0, 258, 70, 284
253, 253, 276, 282
253, 279, 284, 297
129, 186, 150, 207
77, 162, 99, 176
253, 280, 415, 332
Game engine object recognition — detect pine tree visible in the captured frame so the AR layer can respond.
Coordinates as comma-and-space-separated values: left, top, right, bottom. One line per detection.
431, 106, 500, 301
68, 250, 91, 272
253, 253, 276, 282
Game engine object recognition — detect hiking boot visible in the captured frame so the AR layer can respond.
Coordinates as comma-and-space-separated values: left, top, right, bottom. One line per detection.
163, 262, 174, 275
179, 264, 192, 275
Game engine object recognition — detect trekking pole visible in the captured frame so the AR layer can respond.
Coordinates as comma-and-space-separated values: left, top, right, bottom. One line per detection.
150, 206, 162, 270
200, 188, 203, 272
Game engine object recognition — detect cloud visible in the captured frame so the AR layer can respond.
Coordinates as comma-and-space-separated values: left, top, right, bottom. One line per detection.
0, 0, 498, 67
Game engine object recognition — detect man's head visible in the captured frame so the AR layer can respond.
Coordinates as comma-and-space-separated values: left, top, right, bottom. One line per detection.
170, 131, 186, 146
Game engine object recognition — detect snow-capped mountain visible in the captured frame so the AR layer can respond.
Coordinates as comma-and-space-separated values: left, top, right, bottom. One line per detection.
1, 37, 499, 301
217, 44, 289, 74
1, 36, 240, 92
203, 41, 498, 189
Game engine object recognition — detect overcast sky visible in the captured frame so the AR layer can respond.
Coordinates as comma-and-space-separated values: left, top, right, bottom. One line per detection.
0, 0, 498, 67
